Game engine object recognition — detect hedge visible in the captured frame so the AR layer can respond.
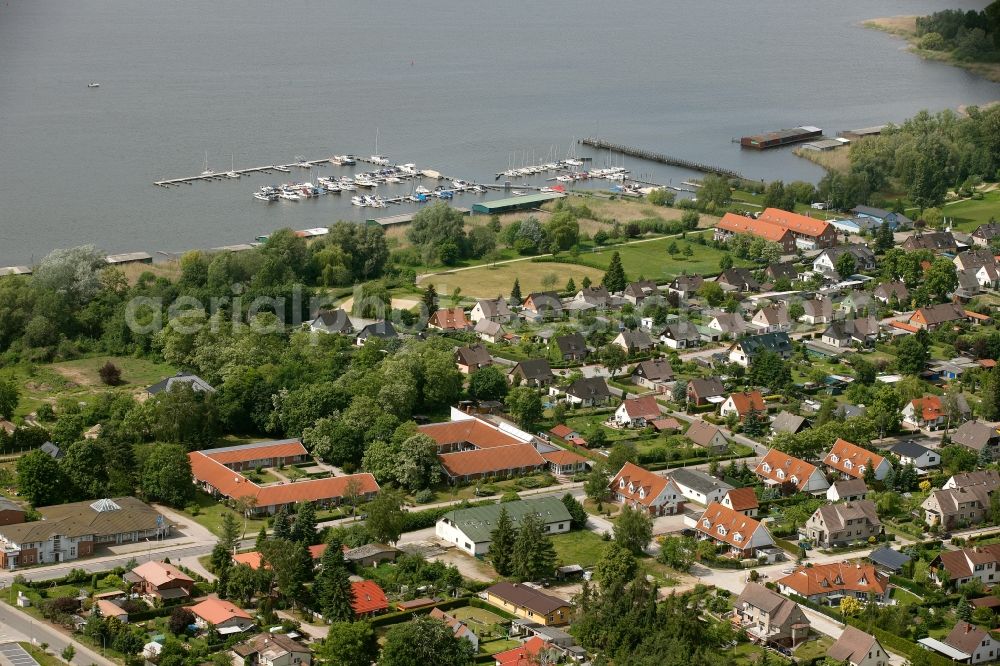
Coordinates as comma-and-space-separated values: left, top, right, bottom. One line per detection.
126, 605, 180, 622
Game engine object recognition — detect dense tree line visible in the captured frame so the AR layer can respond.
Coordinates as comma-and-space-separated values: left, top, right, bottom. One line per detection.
915, 2, 1000, 61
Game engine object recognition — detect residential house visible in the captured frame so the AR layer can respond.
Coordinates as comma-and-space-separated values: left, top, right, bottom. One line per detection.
820, 317, 879, 348
887, 440, 939, 469
541, 449, 589, 477
351, 580, 389, 617
630, 358, 674, 393
902, 394, 971, 431
509, 359, 555, 387
614, 395, 661, 428
952, 421, 1000, 459
872, 282, 909, 306
670, 468, 734, 506
722, 488, 759, 517
719, 391, 766, 421
971, 222, 1000, 248
455, 344, 493, 374
522, 292, 562, 319
901, 231, 958, 253
708, 313, 749, 339
429, 307, 470, 331
908, 303, 969, 330
687, 377, 726, 406
470, 298, 514, 324
692, 502, 774, 558
777, 563, 889, 605
800, 299, 834, 325
232, 544, 328, 570
728, 332, 793, 368
474, 319, 505, 344
613, 328, 654, 355
343, 543, 400, 568
667, 275, 704, 300
553, 333, 589, 362
493, 637, 557, 666
429, 608, 479, 651
189, 598, 254, 634
95, 600, 128, 623
610, 462, 685, 516
839, 291, 874, 315
714, 213, 797, 254
126, 561, 194, 602
548, 424, 579, 442
804, 500, 882, 548
716, 268, 760, 293
623, 280, 659, 305
953, 248, 999, 272
421, 413, 547, 484
765, 262, 799, 283
751, 303, 791, 333
938, 622, 998, 665
824, 439, 891, 481
0, 499, 25, 527
812, 245, 876, 278
922, 480, 997, 531
231, 633, 311, 666
770, 411, 809, 435
733, 582, 810, 647
0, 497, 172, 569
561, 377, 612, 407
354, 321, 397, 345
755, 449, 829, 493
945, 470, 1000, 490
931, 544, 1000, 588
308, 309, 354, 335
574, 285, 612, 308
827, 479, 869, 503
658, 321, 702, 349
484, 582, 572, 626
756, 208, 838, 250
685, 420, 729, 454
851, 205, 913, 230
146, 373, 216, 397
436, 497, 571, 556
827, 626, 889, 666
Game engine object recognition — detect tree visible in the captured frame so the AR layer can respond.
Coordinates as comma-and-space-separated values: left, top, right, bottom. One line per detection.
511, 511, 556, 581
924, 258, 958, 301
318, 621, 379, 666
565, 277, 577, 293
61, 645, 75, 662
16, 449, 66, 506
211, 512, 241, 572
742, 407, 769, 438
581, 276, 592, 289
875, 221, 894, 253
315, 542, 355, 622
594, 541, 638, 587
421, 283, 437, 314
139, 444, 195, 508
600, 344, 627, 376
698, 174, 732, 210
835, 252, 857, 279
366, 490, 406, 545
272, 506, 291, 541
225, 563, 260, 606
168, 607, 195, 635
259, 539, 311, 601
657, 535, 697, 572
510, 278, 522, 305
957, 594, 973, 622
607, 443, 638, 473
487, 507, 516, 576
747, 350, 792, 391
562, 493, 588, 529
697, 281, 724, 307
468, 365, 508, 401
98, 361, 122, 386
719, 254, 734, 271
505, 386, 542, 428
0, 377, 20, 420
397, 434, 441, 493
585, 465, 610, 504
839, 596, 862, 617
896, 336, 930, 375
614, 505, 653, 555
982, 367, 1000, 421
602, 251, 627, 293
380, 616, 476, 666
291, 501, 318, 545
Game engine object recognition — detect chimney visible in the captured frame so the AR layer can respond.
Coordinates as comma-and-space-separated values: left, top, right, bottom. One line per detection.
966, 623, 972, 634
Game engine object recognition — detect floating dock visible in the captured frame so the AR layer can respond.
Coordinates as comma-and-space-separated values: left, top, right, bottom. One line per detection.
577, 138, 742, 179
740, 126, 822, 150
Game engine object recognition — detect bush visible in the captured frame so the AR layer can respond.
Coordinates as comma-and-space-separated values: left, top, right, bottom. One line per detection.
413, 489, 435, 504
98, 361, 122, 386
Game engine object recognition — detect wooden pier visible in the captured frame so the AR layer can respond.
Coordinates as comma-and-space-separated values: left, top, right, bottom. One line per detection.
154, 159, 333, 187
577, 138, 743, 179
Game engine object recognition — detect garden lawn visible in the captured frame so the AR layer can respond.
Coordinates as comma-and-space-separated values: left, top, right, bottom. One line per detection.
550, 530, 610, 568
183, 491, 268, 537
944, 190, 1000, 231
793, 635, 833, 662
731, 642, 791, 665
889, 586, 922, 606
566, 236, 750, 282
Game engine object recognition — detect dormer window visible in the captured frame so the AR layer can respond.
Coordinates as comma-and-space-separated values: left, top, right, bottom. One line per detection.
790, 475, 799, 485
830, 454, 839, 463
858, 465, 866, 474
734, 533, 743, 543
776, 470, 785, 480
619, 479, 626, 489
717, 526, 727, 536
702, 519, 711, 529
762, 463, 771, 473
639, 488, 646, 499
834, 575, 844, 585
844, 460, 853, 469
859, 576, 867, 585
628, 482, 635, 493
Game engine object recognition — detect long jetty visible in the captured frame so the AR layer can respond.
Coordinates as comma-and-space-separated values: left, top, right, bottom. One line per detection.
578, 138, 742, 179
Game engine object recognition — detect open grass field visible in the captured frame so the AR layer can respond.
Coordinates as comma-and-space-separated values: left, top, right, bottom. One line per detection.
942, 189, 1000, 231
419, 260, 606, 299
568, 235, 751, 280
10, 355, 178, 417
183, 490, 268, 537
550, 529, 611, 568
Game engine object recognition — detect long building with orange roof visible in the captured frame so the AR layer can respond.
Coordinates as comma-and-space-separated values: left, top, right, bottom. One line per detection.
715, 213, 797, 253
420, 412, 547, 483
691, 501, 774, 558
777, 562, 889, 604
755, 449, 829, 493
188, 441, 379, 516
823, 439, 891, 481
757, 208, 837, 249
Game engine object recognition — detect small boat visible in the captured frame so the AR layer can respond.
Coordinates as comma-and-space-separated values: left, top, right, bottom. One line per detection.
332, 154, 357, 166
200, 151, 214, 177
540, 187, 556, 193
254, 192, 278, 202
385, 176, 403, 184
279, 191, 301, 201
271, 165, 291, 173
351, 196, 367, 207
355, 176, 378, 188
437, 190, 454, 200
88, 82, 100, 88
512, 190, 526, 196
414, 186, 431, 195
226, 155, 240, 179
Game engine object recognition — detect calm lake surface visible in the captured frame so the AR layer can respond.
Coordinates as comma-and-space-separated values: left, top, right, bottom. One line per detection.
0, 0, 998, 265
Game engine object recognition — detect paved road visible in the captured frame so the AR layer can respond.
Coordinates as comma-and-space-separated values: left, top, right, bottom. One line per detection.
0, 604, 115, 666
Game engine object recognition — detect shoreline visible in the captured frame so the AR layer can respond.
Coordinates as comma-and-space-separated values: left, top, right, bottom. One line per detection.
862, 16, 1000, 83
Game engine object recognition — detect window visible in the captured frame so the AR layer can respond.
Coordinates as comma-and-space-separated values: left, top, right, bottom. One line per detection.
619, 479, 625, 489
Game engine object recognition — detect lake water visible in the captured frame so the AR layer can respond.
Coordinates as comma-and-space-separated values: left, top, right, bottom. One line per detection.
0, 0, 998, 265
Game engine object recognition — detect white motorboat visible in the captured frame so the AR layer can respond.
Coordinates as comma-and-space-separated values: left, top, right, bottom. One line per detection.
254, 192, 277, 202
271, 165, 291, 173
279, 191, 301, 201
399, 163, 417, 174
88, 82, 100, 88
351, 196, 367, 207
355, 176, 378, 188
385, 176, 403, 184
414, 185, 431, 195
512, 190, 526, 196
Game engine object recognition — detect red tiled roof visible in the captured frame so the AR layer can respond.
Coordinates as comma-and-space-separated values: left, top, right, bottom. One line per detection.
419, 419, 524, 450
890, 320, 920, 333
724, 487, 759, 512
495, 637, 549, 666
549, 424, 574, 439
980, 359, 998, 369
351, 580, 389, 615
652, 417, 681, 431
620, 395, 661, 420
726, 391, 765, 416
131, 560, 193, 588
190, 598, 251, 625
695, 502, 766, 551
759, 208, 832, 238
438, 444, 545, 478
824, 439, 885, 480
717, 213, 793, 243
610, 462, 672, 509
232, 544, 327, 571
908, 396, 944, 422
429, 307, 469, 330
204, 441, 307, 466
541, 449, 588, 466
778, 562, 887, 598
755, 449, 819, 491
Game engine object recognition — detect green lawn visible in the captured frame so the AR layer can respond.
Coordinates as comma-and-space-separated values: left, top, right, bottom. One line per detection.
550, 530, 611, 568
889, 585, 923, 606
942, 190, 1000, 231
183, 491, 268, 537
567, 236, 751, 281
730, 642, 791, 665
793, 635, 833, 662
